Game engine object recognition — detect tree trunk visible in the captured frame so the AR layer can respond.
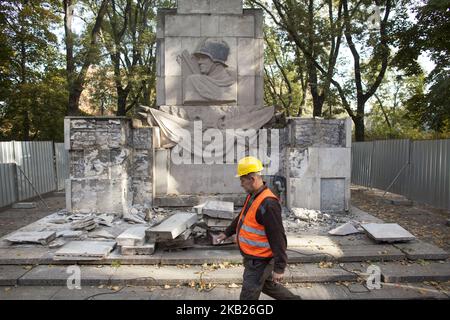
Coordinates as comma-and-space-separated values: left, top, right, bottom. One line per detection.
354, 112, 365, 142
116, 87, 129, 116
64, 0, 109, 116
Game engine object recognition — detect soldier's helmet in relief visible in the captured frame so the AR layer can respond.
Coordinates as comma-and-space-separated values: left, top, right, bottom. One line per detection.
193, 39, 230, 67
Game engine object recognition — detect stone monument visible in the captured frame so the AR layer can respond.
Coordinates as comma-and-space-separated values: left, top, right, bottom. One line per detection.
64, 0, 352, 216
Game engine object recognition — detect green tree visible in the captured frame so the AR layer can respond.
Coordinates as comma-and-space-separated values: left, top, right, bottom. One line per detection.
0, 0, 64, 140
395, 0, 450, 133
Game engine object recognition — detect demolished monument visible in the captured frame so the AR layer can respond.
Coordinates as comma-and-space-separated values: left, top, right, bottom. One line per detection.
64, 0, 352, 220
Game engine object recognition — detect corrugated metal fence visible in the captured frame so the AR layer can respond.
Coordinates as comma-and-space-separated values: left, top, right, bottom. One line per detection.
352, 139, 450, 210
0, 141, 69, 208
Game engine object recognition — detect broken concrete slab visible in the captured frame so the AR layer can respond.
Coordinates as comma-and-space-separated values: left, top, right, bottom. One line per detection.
70, 216, 97, 231
393, 240, 449, 260
56, 230, 85, 239
116, 226, 147, 246
89, 230, 116, 240
48, 239, 66, 249
4, 231, 56, 245
120, 243, 156, 256
202, 200, 234, 220
204, 217, 233, 228
328, 221, 363, 236
361, 223, 416, 243
95, 214, 115, 227
380, 261, 450, 283
158, 238, 195, 251
53, 241, 116, 261
12, 202, 37, 209
147, 213, 197, 240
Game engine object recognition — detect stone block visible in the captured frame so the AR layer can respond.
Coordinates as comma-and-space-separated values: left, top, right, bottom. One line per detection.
201, 15, 220, 37
321, 178, 346, 212
219, 15, 254, 37
156, 76, 166, 106
165, 76, 183, 105
202, 200, 234, 219
11, 202, 36, 209
210, 0, 243, 14
120, 243, 156, 256
318, 148, 351, 178
54, 241, 116, 261
177, 0, 243, 15
178, 0, 210, 14
132, 128, 153, 150
361, 223, 416, 243
132, 150, 151, 177
147, 213, 198, 240
117, 226, 148, 247
287, 177, 321, 210
4, 231, 56, 245
164, 37, 182, 76
255, 75, 264, 106
237, 76, 255, 105
131, 177, 153, 207
165, 15, 201, 37
238, 38, 259, 76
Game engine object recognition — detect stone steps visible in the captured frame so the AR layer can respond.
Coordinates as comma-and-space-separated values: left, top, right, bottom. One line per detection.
0, 282, 448, 300
0, 239, 447, 265
3, 261, 449, 287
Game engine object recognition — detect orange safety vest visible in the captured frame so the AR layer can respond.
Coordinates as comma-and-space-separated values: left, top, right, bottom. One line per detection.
236, 188, 279, 258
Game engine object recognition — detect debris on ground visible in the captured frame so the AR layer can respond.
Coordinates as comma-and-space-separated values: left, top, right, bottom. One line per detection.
89, 229, 116, 240
12, 202, 37, 209
54, 240, 116, 261
123, 206, 147, 224
283, 207, 354, 235
361, 223, 416, 243
4, 231, 56, 245
69, 215, 98, 231
56, 230, 85, 239
328, 221, 363, 236
117, 226, 147, 247
146, 212, 198, 251
146, 212, 197, 240
197, 200, 236, 233
48, 238, 66, 248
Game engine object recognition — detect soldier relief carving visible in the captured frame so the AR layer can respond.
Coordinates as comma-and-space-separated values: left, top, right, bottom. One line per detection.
179, 38, 237, 105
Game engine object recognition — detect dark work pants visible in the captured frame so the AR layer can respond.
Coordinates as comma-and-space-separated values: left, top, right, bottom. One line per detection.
240, 257, 301, 300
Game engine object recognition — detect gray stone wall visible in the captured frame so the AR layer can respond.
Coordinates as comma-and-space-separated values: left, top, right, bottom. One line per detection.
284, 118, 352, 212
64, 117, 153, 216
156, 4, 264, 107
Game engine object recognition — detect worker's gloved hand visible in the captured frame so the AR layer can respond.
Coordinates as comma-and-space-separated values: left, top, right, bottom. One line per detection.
272, 271, 284, 283
216, 232, 228, 243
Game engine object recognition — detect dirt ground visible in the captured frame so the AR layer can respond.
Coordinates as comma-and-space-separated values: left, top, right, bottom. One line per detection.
351, 185, 450, 251
0, 193, 66, 238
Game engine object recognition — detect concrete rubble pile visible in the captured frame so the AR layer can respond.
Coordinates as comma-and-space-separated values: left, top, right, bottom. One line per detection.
194, 200, 237, 245
145, 212, 199, 252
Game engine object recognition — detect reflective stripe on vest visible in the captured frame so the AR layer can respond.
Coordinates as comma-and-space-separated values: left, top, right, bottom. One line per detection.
236, 188, 279, 258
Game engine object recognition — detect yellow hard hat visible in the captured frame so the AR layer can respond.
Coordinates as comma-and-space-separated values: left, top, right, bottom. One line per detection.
236, 156, 263, 177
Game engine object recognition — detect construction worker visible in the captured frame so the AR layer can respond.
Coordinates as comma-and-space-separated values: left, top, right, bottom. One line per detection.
217, 156, 301, 300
